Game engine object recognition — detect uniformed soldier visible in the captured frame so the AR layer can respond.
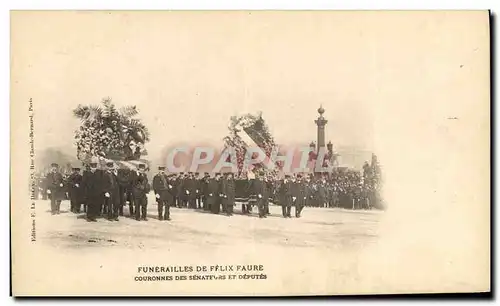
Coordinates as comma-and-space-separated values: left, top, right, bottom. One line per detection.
207, 172, 222, 214
82, 162, 102, 222
67, 167, 83, 213
221, 172, 236, 216
101, 162, 121, 221
130, 163, 151, 221
153, 166, 170, 221
279, 174, 293, 218
45, 163, 66, 215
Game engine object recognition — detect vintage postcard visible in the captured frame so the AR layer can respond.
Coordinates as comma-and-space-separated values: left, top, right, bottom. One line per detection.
10, 11, 490, 296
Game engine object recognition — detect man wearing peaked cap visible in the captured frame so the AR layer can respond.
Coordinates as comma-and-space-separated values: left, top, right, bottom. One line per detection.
67, 167, 83, 213
45, 162, 65, 215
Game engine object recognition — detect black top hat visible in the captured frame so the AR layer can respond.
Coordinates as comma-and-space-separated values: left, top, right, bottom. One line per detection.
158, 166, 166, 170
297, 174, 302, 178
138, 164, 146, 169
89, 162, 98, 167
106, 162, 114, 168
180, 172, 185, 175
215, 172, 221, 176
50, 163, 58, 168
284, 174, 291, 178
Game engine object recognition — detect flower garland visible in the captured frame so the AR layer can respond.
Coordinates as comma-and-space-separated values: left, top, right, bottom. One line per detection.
224, 112, 282, 178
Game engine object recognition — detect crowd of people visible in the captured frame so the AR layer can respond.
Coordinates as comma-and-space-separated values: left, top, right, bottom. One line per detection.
34, 161, 382, 222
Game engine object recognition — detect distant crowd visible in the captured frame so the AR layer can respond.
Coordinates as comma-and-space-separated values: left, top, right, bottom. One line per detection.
33, 162, 383, 222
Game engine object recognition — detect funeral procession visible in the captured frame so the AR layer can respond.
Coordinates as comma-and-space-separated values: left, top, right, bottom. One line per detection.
32, 99, 384, 224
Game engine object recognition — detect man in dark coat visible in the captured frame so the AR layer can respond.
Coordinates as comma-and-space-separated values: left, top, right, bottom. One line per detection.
45, 163, 66, 215
194, 172, 202, 209
304, 176, 314, 208
264, 176, 273, 215
317, 178, 328, 208
294, 175, 306, 218
207, 173, 222, 214
130, 163, 151, 221
202, 173, 211, 211
279, 175, 293, 218
184, 172, 197, 209
250, 173, 266, 218
116, 169, 132, 217
82, 162, 102, 222
222, 172, 236, 216
101, 162, 121, 221
153, 166, 171, 221
67, 167, 83, 213
176, 172, 186, 208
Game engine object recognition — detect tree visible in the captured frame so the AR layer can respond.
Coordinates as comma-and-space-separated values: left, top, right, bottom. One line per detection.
73, 97, 150, 162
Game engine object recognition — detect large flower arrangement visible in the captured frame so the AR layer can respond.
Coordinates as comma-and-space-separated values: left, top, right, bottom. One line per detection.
73, 97, 150, 164
224, 112, 282, 178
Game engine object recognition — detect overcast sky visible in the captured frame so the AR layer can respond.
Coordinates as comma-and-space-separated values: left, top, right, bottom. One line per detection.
13, 11, 488, 171
11, 11, 379, 167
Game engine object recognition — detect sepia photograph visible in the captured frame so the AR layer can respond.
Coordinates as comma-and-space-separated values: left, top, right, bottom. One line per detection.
10, 10, 490, 296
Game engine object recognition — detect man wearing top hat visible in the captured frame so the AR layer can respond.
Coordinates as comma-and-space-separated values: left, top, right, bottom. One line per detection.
45, 163, 66, 215
153, 166, 171, 221
207, 172, 222, 214
221, 172, 236, 216
202, 172, 211, 211
184, 172, 197, 209
102, 162, 121, 221
176, 172, 186, 208
250, 172, 267, 218
294, 174, 307, 218
194, 172, 202, 209
130, 163, 151, 221
67, 167, 83, 213
81, 162, 102, 222
279, 174, 293, 218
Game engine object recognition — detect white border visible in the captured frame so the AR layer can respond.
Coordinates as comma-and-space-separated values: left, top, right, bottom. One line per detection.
2, 1, 496, 305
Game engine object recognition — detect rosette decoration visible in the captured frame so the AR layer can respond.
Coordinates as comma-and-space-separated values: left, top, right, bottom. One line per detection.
223, 112, 282, 178
73, 97, 150, 170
